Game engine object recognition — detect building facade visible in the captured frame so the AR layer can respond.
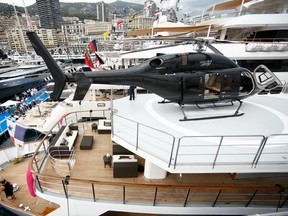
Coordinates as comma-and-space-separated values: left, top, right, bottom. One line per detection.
6, 27, 58, 52
128, 16, 154, 31
0, 32, 10, 53
96, 1, 108, 22
143, 0, 157, 18
36, 0, 61, 29
84, 20, 111, 36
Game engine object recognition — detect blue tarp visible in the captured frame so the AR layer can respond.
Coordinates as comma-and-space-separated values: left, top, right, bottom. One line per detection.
0, 89, 49, 136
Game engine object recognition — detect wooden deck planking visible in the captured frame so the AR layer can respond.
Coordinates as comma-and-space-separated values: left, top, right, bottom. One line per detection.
52, 122, 288, 187
0, 157, 60, 215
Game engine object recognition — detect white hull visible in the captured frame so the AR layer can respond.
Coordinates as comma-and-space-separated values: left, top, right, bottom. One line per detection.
36, 190, 288, 215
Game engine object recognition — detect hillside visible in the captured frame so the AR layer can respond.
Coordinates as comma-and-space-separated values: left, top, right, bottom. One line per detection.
0, 1, 143, 21
0, 3, 25, 17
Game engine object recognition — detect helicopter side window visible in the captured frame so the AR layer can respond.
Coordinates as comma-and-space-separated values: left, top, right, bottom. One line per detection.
222, 74, 234, 91
205, 74, 221, 93
184, 77, 204, 94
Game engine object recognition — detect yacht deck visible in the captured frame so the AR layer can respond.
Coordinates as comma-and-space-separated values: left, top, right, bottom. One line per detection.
1, 92, 288, 215
112, 93, 288, 173
1, 120, 288, 215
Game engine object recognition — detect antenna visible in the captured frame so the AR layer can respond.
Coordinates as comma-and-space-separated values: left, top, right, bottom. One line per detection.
22, 0, 34, 31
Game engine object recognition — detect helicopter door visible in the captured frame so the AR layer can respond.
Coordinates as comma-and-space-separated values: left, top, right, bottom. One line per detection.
253, 65, 282, 91
205, 73, 239, 99
182, 76, 205, 102
219, 73, 240, 98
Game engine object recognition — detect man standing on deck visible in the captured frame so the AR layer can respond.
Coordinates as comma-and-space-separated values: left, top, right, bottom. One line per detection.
0, 177, 16, 201
129, 86, 136, 100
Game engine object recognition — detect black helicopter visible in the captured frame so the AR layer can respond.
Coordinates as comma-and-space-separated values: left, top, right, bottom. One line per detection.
26, 31, 282, 120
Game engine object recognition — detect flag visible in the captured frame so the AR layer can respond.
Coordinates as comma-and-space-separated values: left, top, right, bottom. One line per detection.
59, 113, 68, 125
89, 39, 97, 53
7, 118, 16, 143
26, 166, 36, 197
155, 9, 161, 15
95, 54, 100, 68
129, 12, 138, 22
7, 118, 27, 148
88, 39, 104, 67
95, 52, 105, 65
103, 31, 109, 40
116, 21, 123, 25
84, 48, 95, 69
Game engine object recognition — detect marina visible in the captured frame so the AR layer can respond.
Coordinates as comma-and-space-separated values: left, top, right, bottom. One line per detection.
0, 64, 50, 102
1, 0, 288, 215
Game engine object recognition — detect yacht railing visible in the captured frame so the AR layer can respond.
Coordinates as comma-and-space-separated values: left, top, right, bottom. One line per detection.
49, 148, 76, 176
189, 7, 288, 25
33, 174, 287, 210
28, 110, 288, 210
113, 114, 288, 170
254, 134, 288, 167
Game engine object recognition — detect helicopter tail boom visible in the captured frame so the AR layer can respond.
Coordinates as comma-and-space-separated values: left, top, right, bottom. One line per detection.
26, 31, 67, 101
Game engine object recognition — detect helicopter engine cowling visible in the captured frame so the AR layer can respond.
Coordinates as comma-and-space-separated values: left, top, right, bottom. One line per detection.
149, 58, 163, 67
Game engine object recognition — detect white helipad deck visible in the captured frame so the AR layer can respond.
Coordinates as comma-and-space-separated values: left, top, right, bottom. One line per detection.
112, 93, 288, 173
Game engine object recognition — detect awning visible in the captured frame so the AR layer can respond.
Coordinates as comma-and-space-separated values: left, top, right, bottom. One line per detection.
128, 25, 211, 36
1, 100, 20, 107
207, 0, 253, 11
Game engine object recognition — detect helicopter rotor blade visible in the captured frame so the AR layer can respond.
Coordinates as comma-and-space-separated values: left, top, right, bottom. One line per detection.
120, 43, 183, 55
206, 43, 223, 55
120, 37, 227, 56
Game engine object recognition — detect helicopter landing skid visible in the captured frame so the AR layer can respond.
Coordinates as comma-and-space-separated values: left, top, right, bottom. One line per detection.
158, 99, 170, 104
179, 100, 244, 121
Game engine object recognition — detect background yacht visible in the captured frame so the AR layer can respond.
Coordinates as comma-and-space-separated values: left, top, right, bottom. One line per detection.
0, 64, 50, 102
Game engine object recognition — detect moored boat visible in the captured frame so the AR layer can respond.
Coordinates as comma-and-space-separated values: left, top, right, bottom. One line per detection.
0, 64, 50, 102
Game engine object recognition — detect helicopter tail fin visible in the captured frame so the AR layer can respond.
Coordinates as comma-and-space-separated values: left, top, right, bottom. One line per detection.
26, 31, 67, 101
72, 73, 91, 100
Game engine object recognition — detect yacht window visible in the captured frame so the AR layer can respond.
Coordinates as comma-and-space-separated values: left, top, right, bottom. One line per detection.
238, 59, 288, 72
24, 129, 46, 142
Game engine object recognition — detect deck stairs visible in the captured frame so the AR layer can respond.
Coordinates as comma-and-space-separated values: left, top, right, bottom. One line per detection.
231, 27, 259, 41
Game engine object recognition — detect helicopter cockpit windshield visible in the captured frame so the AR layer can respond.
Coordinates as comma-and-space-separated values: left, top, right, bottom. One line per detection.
239, 71, 254, 96
253, 64, 282, 91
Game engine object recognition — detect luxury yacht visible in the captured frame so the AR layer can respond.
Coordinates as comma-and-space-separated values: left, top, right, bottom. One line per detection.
189, 0, 288, 42
0, 64, 50, 102
1, 0, 288, 214
1, 39, 288, 216
5, 84, 129, 148
123, 0, 288, 82
133, 0, 288, 42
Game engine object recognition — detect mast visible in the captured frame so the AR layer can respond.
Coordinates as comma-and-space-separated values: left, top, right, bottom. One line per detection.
22, 0, 34, 31
13, 3, 28, 55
